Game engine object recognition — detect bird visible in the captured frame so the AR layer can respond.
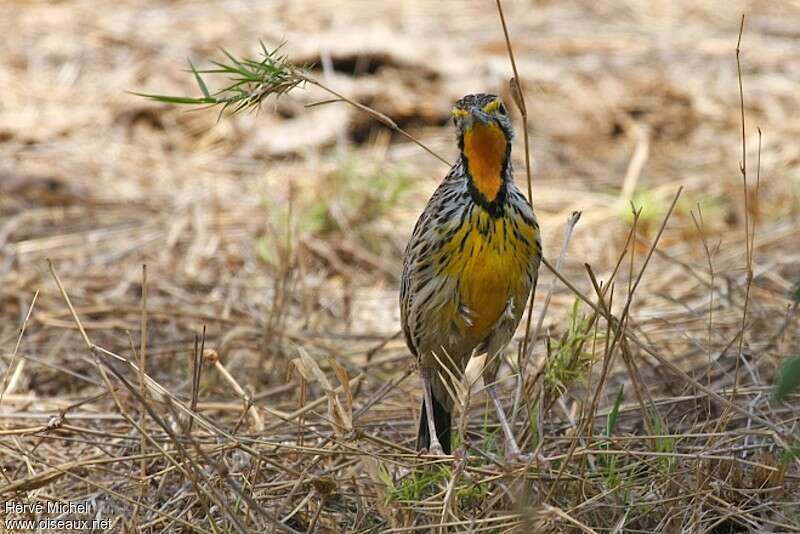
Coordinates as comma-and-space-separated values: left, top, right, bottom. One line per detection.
400, 93, 542, 460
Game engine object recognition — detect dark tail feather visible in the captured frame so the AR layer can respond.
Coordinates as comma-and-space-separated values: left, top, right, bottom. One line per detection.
416, 395, 452, 454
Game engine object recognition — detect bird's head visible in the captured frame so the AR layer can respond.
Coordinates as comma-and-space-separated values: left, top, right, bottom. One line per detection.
452, 93, 513, 206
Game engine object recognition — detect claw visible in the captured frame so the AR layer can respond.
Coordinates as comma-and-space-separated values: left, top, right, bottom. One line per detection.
427, 443, 445, 456
502, 296, 516, 322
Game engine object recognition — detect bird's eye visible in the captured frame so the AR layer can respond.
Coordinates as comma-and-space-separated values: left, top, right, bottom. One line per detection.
498, 103, 507, 115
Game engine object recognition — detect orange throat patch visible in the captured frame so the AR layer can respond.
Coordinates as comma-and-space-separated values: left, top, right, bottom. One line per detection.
463, 122, 507, 201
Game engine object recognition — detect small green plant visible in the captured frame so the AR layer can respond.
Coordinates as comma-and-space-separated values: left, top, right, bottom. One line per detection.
135, 43, 307, 116
476, 427, 502, 461
388, 467, 451, 503
456, 477, 491, 506
779, 445, 800, 466
386, 465, 490, 509
606, 385, 624, 437
544, 298, 596, 396
653, 416, 677, 473
526, 397, 541, 451
774, 354, 800, 403
601, 384, 625, 488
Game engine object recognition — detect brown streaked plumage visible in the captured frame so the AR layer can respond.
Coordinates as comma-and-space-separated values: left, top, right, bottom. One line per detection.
400, 93, 541, 458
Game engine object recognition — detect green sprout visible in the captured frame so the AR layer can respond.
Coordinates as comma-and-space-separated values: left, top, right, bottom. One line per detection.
774, 354, 800, 403
544, 298, 596, 395
389, 467, 451, 503
601, 384, 625, 488
133, 42, 307, 116
387, 465, 489, 508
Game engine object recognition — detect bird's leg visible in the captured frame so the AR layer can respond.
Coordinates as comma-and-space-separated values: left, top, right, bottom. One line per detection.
487, 384, 529, 463
422, 372, 445, 456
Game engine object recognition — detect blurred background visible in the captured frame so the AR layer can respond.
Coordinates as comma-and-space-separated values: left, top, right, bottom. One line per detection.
2, 0, 800, 484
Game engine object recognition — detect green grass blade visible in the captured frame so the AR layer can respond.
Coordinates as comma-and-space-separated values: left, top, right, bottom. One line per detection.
132, 43, 305, 115
780, 445, 800, 466
188, 60, 211, 98
606, 384, 624, 437
774, 354, 800, 402
130, 92, 218, 105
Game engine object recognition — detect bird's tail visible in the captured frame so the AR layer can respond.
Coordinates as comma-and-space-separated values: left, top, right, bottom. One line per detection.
416, 394, 452, 454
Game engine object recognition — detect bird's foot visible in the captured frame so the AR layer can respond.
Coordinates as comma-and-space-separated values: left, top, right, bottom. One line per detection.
426, 443, 445, 456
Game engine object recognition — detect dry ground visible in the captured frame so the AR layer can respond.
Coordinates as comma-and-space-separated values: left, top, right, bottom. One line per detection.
1, 0, 800, 532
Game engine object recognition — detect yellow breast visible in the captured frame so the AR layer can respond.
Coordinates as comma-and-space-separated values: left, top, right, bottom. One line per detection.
438, 210, 537, 343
